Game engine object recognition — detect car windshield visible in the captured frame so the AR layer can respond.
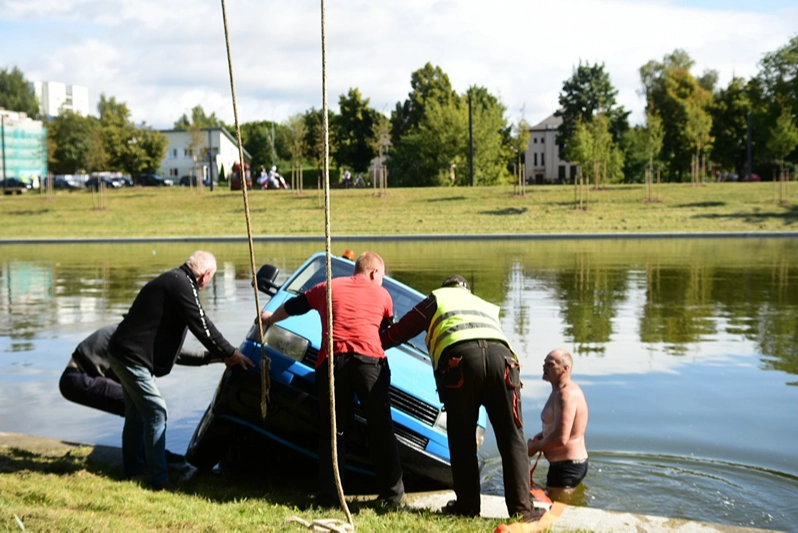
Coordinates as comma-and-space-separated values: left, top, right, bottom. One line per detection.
284, 255, 429, 355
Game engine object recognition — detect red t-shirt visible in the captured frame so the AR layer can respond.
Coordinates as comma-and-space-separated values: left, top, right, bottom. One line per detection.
304, 275, 393, 367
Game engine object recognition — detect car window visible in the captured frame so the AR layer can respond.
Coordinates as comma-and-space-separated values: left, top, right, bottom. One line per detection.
285, 256, 428, 354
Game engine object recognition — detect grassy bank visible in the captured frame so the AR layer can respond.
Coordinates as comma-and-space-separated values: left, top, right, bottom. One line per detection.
0, 445, 522, 532
0, 182, 796, 239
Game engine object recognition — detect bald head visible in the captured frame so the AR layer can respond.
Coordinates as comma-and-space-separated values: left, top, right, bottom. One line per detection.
548, 349, 573, 370
354, 251, 385, 285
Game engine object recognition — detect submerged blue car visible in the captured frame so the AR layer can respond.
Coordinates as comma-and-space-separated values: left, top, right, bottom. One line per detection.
186, 252, 487, 489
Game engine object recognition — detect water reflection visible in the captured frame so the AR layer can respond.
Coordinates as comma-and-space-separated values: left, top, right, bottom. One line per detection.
1, 238, 797, 530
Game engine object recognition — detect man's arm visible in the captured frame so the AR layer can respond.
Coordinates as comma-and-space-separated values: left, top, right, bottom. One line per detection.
260, 294, 310, 329
380, 294, 436, 349
175, 348, 215, 366
528, 390, 578, 455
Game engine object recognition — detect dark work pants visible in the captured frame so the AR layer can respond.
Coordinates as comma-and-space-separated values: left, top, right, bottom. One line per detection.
59, 367, 126, 417
316, 353, 405, 504
440, 340, 533, 520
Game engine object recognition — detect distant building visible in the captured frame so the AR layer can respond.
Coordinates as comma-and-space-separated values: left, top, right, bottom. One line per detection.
526, 114, 577, 184
0, 109, 48, 187
32, 81, 90, 118
159, 128, 251, 185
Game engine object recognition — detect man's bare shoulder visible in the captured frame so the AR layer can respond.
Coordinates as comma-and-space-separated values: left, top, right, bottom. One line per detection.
561, 381, 587, 403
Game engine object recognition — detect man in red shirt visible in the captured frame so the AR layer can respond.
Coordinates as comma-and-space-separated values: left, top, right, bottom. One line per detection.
261, 252, 404, 508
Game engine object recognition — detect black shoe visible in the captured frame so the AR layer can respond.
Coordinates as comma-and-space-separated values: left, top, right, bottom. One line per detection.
165, 450, 186, 464
523, 507, 547, 522
440, 499, 479, 518
149, 480, 177, 493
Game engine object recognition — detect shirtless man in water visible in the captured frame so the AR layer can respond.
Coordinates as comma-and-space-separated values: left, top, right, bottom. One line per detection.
527, 349, 589, 497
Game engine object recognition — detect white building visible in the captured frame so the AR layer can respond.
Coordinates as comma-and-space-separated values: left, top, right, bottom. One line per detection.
525, 114, 578, 184
32, 81, 90, 117
159, 128, 251, 184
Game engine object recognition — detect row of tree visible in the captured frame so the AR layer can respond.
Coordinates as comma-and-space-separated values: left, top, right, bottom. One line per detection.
558, 38, 798, 186
3, 36, 798, 186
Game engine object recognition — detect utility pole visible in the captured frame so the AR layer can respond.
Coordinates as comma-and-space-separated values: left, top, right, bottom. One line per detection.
468, 92, 474, 187
207, 128, 214, 191
746, 111, 752, 180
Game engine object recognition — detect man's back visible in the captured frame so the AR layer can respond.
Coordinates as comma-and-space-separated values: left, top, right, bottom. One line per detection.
304, 275, 392, 365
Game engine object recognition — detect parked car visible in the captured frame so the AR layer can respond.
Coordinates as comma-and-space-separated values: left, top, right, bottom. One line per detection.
113, 176, 133, 187
186, 252, 487, 490
136, 173, 173, 186
2, 177, 33, 194
179, 175, 211, 187
44, 176, 81, 190
86, 176, 122, 190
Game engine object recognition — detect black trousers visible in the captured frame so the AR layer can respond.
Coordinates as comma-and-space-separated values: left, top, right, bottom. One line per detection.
59, 367, 126, 417
316, 353, 405, 504
438, 340, 533, 520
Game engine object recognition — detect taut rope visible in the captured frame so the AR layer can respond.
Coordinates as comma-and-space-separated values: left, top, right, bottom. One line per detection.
219, 0, 270, 418
218, 0, 353, 529
320, 0, 354, 526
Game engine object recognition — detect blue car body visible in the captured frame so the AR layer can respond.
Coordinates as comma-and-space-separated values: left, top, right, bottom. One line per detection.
186, 252, 486, 489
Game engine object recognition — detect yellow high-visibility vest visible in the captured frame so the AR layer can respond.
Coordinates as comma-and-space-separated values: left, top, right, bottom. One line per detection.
426, 287, 514, 370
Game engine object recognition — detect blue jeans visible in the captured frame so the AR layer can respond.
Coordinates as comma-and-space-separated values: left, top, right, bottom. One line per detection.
108, 357, 169, 485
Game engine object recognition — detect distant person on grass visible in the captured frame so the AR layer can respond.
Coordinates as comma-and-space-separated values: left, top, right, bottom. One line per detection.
527, 348, 589, 500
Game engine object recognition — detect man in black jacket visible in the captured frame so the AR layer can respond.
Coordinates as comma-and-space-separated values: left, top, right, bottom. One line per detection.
108, 251, 253, 491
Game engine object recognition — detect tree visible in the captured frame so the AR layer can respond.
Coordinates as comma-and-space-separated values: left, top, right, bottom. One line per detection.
97, 94, 167, 177
174, 105, 223, 129
0, 66, 39, 117
639, 50, 713, 181
47, 110, 103, 174
508, 118, 531, 186
302, 108, 338, 173
555, 62, 629, 160
767, 107, 798, 177
684, 87, 714, 185
390, 63, 458, 141
285, 113, 307, 168
710, 77, 751, 176
334, 88, 379, 173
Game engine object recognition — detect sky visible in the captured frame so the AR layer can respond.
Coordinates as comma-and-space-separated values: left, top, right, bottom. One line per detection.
1, 0, 797, 130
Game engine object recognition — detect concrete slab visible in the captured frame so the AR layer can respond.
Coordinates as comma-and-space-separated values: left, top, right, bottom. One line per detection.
0, 432, 779, 532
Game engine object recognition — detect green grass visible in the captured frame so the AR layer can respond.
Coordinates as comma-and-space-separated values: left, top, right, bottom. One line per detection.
1, 182, 796, 239
0, 446, 549, 532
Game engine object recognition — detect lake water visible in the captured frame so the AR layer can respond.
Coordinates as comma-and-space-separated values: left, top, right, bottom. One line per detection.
1, 238, 796, 531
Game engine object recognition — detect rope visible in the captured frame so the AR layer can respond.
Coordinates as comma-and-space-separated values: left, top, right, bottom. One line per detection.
219, 0, 270, 418
320, 0, 354, 527
219, 0, 351, 527
282, 517, 354, 533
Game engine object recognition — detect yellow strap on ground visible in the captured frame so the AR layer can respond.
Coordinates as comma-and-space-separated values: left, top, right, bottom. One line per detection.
492, 502, 567, 533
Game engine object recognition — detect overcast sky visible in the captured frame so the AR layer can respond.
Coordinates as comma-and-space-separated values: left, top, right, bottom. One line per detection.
2, 0, 796, 129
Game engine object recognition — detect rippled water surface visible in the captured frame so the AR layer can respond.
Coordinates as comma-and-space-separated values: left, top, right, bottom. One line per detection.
1, 239, 796, 530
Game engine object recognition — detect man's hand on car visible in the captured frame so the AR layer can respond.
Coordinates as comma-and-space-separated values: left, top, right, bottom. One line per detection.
225, 349, 255, 370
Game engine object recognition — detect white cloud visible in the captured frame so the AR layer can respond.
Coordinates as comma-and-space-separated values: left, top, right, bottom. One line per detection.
2, 0, 797, 128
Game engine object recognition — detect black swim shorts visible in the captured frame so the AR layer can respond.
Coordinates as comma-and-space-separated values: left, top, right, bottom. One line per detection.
546, 458, 588, 489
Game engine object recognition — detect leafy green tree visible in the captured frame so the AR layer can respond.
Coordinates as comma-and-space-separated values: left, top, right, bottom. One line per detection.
236, 121, 289, 174
0, 66, 39, 117
285, 113, 307, 168
508, 118, 530, 182
302, 107, 338, 173
684, 86, 714, 184
97, 94, 168, 177
334, 88, 379, 173
390, 63, 458, 141
710, 77, 751, 175
174, 105, 224, 129
47, 110, 102, 174
766, 106, 798, 176
639, 50, 713, 181
555, 61, 629, 160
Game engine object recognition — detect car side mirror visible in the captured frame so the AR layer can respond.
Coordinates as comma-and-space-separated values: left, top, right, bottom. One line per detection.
255, 264, 280, 296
